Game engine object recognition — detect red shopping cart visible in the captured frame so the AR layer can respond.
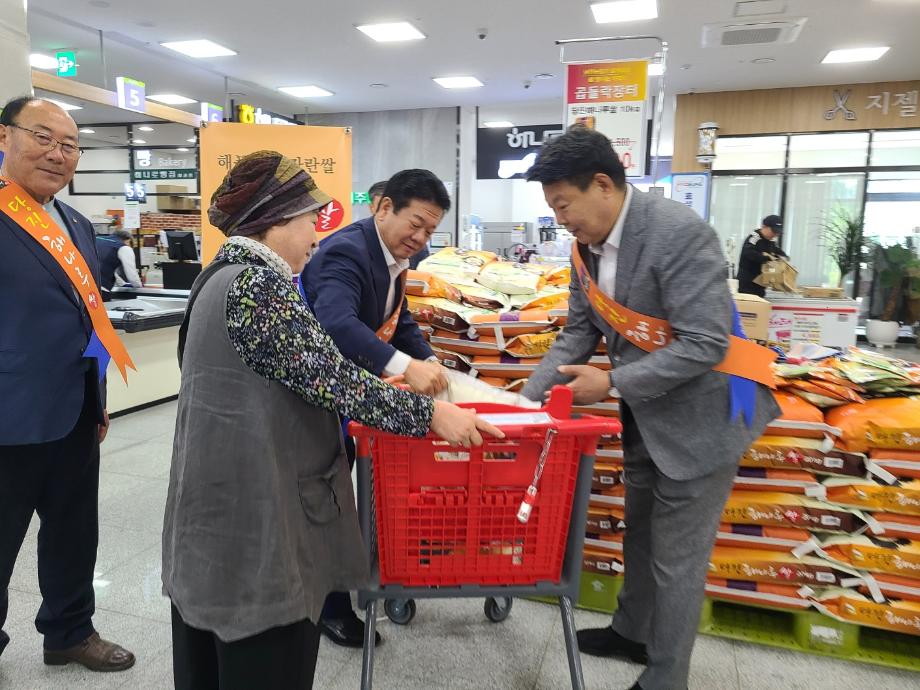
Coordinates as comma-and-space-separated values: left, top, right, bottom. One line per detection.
351, 386, 621, 690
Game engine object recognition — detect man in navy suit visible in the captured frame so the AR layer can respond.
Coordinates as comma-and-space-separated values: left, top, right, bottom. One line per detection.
302, 169, 451, 646
0, 97, 134, 672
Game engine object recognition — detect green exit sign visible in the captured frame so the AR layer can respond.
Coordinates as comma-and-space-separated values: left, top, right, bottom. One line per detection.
56, 51, 77, 78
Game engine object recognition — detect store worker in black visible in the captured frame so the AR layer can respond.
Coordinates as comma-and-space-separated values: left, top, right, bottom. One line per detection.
96, 228, 143, 293
736, 214, 788, 297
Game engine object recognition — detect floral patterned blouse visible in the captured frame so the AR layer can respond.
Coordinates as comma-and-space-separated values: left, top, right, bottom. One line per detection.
217, 240, 433, 437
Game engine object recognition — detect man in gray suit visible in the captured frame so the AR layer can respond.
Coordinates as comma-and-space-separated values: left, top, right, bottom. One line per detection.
522, 127, 779, 690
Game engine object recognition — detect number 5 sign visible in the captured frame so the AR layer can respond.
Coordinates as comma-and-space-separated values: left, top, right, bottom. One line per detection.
116, 77, 146, 113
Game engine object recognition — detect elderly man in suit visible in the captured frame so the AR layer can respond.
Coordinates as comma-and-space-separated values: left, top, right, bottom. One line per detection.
522, 127, 779, 690
0, 97, 134, 671
301, 168, 450, 647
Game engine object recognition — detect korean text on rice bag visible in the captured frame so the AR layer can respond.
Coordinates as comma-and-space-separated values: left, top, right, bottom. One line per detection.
476, 261, 547, 295
741, 436, 866, 478
708, 546, 852, 587
823, 478, 920, 517
406, 296, 495, 333
825, 398, 920, 453
818, 535, 920, 580
815, 590, 920, 636
720, 491, 867, 534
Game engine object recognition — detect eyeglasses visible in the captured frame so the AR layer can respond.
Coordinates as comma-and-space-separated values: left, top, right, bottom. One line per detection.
7, 124, 82, 159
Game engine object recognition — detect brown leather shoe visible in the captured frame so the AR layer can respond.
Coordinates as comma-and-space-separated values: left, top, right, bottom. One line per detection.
43, 632, 135, 672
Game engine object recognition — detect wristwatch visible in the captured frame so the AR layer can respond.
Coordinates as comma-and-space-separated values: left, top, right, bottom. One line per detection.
608, 371, 620, 399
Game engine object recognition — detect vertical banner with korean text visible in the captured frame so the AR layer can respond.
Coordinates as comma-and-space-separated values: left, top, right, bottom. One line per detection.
670, 173, 710, 220
565, 60, 648, 177
199, 122, 352, 265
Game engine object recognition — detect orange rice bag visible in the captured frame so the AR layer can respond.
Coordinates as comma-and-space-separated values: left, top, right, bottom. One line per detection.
705, 579, 811, 610
708, 546, 851, 587
715, 524, 812, 552
406, 270, 462, 302
819, 535, 920, 580
826, 398, 920, 453
823, 478, 920, 517
869, 449, 920, 480
816, 590, 920, 636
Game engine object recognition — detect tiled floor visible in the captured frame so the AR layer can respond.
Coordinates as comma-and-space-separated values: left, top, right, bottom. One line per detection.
3, 356, 920, 689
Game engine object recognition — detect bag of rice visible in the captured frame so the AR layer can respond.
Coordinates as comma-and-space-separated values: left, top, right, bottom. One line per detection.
860, 573, 920, 602
734, 468, 826, 498
453, 280, 511, 311
472, 355, 542, 379
476, 261, 546, 295
705, 578, 812, 610
592, 463, 625, 494
431, 348, 475, 374
871, 513, 920, 541
823, 478, 920, 517
543, 265, 571, 287
741, 435, 867, 478
767, 392, 840, 439
406, 296, 495, 333
585, 506, 626, 536
417, 247, 497, 280
572, 399, 621, 418
715, 524, 812, 552
721, 491, 869, 534
468, 310, 557, 338
515, 287, 570, 311
869, 449, 920, 480
583, 547, 624, 575
814, 590, 920, 636
406, 270, 462, 302
504, 331, 558, 358
708, 546, 852, 587
549, 305, 568, 326
826, 398, 920, 453
816, 535, 920, 581
430, 330, 500, 356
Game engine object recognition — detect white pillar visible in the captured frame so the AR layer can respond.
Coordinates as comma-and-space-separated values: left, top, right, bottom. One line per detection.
0, 0, 33, 105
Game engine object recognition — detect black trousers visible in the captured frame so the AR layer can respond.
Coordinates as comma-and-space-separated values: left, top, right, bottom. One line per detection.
171, 605, 321, 690
0, 376, 100, 652
321, 424, 355, 621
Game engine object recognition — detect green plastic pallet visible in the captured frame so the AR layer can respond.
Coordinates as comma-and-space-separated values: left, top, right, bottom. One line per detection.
533, 573, 920, 672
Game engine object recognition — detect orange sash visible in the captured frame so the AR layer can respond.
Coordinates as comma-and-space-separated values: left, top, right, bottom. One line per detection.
375, 269, 407, 343
572, 246, 775, 388
0, 178, 135, 382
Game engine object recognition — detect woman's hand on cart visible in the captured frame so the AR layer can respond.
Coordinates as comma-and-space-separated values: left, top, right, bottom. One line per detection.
431, 401, 505, 447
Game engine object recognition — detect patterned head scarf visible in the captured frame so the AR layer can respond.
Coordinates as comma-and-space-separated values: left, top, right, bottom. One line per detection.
208, 150, 332, 237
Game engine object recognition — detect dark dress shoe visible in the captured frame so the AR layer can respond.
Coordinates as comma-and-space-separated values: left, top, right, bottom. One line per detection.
320, 612, 382, 648
43, 632, 135, 672
576, 626, 648, 663
0, 630, 9, 657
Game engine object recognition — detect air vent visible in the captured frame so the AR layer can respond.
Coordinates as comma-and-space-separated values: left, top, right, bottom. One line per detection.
702, 18, 807, 47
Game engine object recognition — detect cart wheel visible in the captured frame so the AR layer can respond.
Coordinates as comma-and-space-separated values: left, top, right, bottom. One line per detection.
484, 596, 513, 623
384, 598, 417, 625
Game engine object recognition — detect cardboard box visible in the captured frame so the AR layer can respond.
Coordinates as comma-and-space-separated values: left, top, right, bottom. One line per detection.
800, 286, 845, 299
156, 185, 200, 212
733, 294, 770, 341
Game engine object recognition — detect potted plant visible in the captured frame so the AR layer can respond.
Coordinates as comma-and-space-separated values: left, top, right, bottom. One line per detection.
866, 241, 920, 347
820, 208, 868, 297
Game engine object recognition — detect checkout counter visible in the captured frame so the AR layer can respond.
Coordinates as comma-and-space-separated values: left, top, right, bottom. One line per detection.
765, 291, 859, 350
105, 287, 188, 415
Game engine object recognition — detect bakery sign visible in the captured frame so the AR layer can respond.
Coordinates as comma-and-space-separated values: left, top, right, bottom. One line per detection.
476, 124, 564, 180
824, 87, 918, 122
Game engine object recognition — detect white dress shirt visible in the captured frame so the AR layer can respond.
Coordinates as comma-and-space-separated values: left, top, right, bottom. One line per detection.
587, 185, 633, 299
375, 223, 412, 377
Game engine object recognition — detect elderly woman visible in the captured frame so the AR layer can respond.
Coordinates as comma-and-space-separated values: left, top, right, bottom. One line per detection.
162, 151, 500, 690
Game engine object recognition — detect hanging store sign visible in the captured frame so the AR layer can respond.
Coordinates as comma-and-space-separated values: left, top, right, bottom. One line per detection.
133, 169, 197, 181
565, 60, 648, 177
201, 102, 224, 123
233, 102, 299, 126
116, 76, 146, 113
670, 173, 710, 220
476, 124, 564, 180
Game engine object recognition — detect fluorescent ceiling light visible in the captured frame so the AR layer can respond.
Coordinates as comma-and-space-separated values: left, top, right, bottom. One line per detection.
647, 63, 664, 76
160, 39, 237, 58
137, 125, 154, 132
30, 53, 59, 69
187, 137, 197, 143
148, 94, 197, 105
483, 121, 514, 128
433, 76, 483, 89
822, 47, 889, 64
591, 0, 658, 24
132, 139, 147, 144
356, 21, 425, 42
45, 98, 82, 111
79, 128, 95, 134
729, 183, 748, 187
278, 85, 334, 98
177, 147, 190, 152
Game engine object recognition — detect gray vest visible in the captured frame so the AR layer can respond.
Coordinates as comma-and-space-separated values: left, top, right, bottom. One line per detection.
161, 261, 368, 642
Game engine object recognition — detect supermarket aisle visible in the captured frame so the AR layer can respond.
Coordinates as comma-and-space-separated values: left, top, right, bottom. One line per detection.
1, 398, 918, 690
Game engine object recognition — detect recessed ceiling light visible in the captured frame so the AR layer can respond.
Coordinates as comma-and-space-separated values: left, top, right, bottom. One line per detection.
278, 85, 334, 98
356, 21, 426, 42
177, 147, 190, 152
433, 76, 484, 89
187, 138, 197, 143
534, 72, 555, 80
822, 47, 889, 64
137, 125, 154, 132
647, 63, 665, 76
591, 0, 658, 24
148, 94, 197, 105
45, 98, 82, 111
132, 139, 147, 144
160, 39, 237, 58
483, 121, 514, 128
751, 57, 776, 64
79, 128, 95, 134
369, 83, 389, 88
29, 53, 60, 69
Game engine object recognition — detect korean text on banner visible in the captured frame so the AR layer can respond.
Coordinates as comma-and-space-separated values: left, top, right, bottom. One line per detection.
565, 60, 648, 177
199, 122, 352, 265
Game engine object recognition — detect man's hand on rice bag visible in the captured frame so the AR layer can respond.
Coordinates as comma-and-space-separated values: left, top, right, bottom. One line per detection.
431, 401, 505, 447
557, 364, 611, 405
404, 358, 448, 395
